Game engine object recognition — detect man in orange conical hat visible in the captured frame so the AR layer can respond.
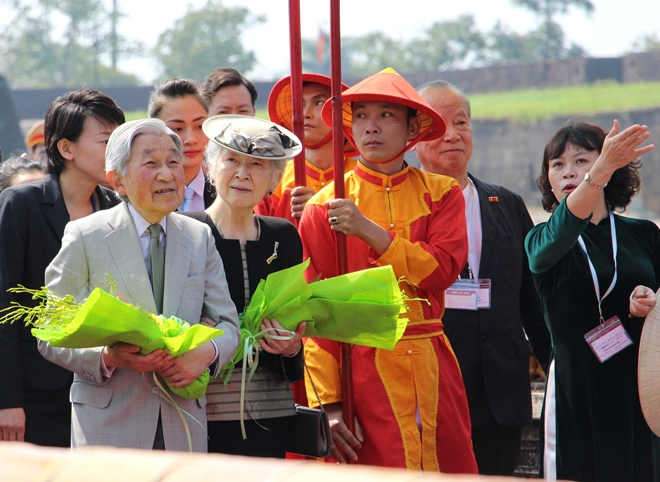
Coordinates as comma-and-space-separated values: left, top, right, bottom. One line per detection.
298, 68, 478, 473
255, 73, 357, 223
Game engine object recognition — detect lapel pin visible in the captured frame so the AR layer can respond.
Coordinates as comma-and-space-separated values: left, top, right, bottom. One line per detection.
488, 196, 499, 203
266, 241, 279, 264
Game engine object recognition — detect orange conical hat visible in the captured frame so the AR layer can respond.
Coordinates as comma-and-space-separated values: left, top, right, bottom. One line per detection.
25, 120, 45, 148
268, 73, 355, 152
268, 73, 349, 132
321, 68, 446, 155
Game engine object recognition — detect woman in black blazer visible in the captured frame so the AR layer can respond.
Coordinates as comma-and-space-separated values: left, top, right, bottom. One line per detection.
0, 89, 124, 446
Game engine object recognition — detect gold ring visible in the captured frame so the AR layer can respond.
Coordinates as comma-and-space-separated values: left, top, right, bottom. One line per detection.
329, 216, 338, 224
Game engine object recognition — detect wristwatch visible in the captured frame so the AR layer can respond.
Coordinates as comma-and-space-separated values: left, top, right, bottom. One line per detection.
584, 172, 607, 190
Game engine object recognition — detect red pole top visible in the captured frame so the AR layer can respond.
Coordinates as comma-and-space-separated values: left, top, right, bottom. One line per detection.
288, 0, 306, 190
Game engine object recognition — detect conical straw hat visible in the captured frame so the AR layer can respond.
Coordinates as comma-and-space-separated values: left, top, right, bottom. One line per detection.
321, 67, 446, 155
638, 289, 660, 436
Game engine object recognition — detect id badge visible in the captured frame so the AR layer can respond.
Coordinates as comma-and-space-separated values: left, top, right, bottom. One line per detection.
476, 279, 491, 309
584, 316, 633, 363
445, 279, 492, 311
445, 287, 478, 310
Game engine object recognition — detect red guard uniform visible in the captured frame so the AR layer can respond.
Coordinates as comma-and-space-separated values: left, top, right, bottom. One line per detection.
300, 161, 477, 472
254, 157, 356, 223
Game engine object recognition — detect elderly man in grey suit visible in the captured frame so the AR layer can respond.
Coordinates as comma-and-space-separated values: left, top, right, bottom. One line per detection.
39, 118, 239, 452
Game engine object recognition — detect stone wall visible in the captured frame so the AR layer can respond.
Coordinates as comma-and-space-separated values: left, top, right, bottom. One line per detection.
10, 52, 660, 119
402, 57, 622, 94
623, 51, 660, 83
466, 108, 660, 215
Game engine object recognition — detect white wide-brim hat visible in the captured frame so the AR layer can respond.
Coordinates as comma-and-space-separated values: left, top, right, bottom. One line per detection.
203, 114, 302, 161
638, 289, 660, 436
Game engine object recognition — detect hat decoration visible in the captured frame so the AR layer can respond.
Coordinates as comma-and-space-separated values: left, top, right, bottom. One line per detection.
203, 114, 302, 161
216, 124, 295, 158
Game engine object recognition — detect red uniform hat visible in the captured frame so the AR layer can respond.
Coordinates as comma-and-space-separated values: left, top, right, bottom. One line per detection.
321, 68, 446, 157
25, 120, 45, 148
268, 73, 349, 150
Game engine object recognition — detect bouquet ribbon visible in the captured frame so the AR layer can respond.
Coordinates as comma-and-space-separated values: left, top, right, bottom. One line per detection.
237, 326, 296, 439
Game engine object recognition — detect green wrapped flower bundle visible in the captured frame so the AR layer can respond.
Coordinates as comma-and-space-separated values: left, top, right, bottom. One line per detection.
220, 259, 408, 380
0, 285, 224, 400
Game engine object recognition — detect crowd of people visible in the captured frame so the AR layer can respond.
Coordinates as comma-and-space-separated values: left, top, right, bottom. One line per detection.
0, 63, 658, 481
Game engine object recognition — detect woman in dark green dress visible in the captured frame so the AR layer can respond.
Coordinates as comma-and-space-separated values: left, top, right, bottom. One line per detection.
525, 121, 659, 481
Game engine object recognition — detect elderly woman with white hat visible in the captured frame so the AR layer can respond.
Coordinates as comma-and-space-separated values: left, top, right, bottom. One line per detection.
184, 115, 307, 457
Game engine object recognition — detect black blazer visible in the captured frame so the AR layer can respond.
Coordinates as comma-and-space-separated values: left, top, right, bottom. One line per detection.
442, 175, 551, 428
0, 174, 120, 408
183, 212, 304, 380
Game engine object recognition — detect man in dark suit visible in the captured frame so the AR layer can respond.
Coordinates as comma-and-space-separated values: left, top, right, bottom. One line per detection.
0, 89, 125, 446
414, 80, 551, 476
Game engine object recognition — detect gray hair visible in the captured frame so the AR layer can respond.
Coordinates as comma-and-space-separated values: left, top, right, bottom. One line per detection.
105, 118, 183, 175
205, 140, 286, 182
416, 80, 472, 120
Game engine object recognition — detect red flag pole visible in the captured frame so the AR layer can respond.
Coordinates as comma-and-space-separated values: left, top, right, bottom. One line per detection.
329, 0, 355, 439
288, 0, 306, 193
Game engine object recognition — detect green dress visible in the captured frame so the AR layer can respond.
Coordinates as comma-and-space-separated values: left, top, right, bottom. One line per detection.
526, 200, 660, 481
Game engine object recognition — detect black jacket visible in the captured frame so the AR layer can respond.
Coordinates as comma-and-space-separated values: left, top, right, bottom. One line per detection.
0, 174, 120, 408
183, 212, 304, 381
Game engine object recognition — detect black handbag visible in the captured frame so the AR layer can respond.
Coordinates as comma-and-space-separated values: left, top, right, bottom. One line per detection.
285, 360, 332, 458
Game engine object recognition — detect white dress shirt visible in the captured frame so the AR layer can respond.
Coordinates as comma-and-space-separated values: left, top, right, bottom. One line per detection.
463, 178, 483, 280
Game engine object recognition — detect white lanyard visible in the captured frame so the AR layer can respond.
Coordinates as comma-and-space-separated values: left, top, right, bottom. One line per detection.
577, 211, 617, 325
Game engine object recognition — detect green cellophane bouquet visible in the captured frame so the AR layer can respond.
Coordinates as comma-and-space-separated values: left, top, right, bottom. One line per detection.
0, 280, 224, 399
220, 259, 409, 381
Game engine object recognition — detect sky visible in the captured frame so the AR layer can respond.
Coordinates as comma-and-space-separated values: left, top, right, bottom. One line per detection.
3, 0, 660, 83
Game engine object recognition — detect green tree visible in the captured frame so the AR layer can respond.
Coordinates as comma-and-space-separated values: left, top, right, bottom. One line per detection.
405, 15, 486, 72
340, 32, 410, 77
153, 0, 265, 81
487, 21, 544, 64
631, 33, 660, 52
313, 15, 486, 78
0, 4, 61, 88
486, 20, 584, 65
511, 0, 593, 59
0, 0, 142, 88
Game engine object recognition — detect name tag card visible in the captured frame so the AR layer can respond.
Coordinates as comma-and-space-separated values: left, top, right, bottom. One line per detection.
445, 279, 491, 311
584, 316, 633, 363
446, 289, 478, 310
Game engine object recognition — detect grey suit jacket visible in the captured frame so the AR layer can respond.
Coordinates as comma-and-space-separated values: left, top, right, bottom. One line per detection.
39, 202, 239, 451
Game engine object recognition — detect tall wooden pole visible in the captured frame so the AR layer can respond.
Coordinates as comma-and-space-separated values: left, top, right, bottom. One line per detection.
288, 0, 306, 194
329, 0, 355, 438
